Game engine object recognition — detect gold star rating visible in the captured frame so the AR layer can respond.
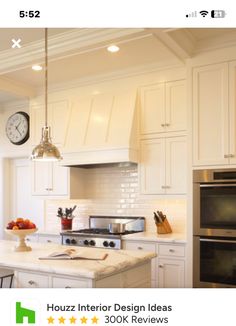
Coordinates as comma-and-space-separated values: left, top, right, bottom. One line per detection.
80, 316, 88, 324
47, 316, 54, 324
91, 316, 99, 324
69, 316, 77, 324
58, 316, 66, 324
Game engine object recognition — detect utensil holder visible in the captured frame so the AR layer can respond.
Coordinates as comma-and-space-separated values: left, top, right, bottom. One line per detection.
61, 218, 72, 231
156, 218, 172, 234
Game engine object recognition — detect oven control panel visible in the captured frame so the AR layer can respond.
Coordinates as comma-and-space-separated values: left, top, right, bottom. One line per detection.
61, 235, 121, 249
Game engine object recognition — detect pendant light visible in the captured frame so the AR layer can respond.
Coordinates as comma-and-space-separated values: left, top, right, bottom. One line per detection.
31, 29, 62, 162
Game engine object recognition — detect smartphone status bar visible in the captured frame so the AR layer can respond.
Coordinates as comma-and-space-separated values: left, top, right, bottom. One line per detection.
0, 0, 235, 27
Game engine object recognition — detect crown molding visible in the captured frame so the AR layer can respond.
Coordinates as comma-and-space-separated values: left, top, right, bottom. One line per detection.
0, 28, 145, 74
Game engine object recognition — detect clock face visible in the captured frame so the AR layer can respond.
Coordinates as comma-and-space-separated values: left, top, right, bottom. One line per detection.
6, 112, 30, 145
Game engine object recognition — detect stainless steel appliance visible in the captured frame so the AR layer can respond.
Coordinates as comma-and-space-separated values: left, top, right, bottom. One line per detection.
61, 216, 145, 250
193, 169, 236, 288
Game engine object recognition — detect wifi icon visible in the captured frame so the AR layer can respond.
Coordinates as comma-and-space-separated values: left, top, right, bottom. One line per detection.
199, 10, 209, 17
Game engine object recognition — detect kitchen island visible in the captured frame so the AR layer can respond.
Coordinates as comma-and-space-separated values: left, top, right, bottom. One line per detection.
0, 240, 156, 288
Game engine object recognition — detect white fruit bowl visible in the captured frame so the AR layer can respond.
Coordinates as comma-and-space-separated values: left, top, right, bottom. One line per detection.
5, 228, 38, 252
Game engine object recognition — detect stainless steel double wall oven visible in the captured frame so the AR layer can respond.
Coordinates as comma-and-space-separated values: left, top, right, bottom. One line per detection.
193, 169, 236, 288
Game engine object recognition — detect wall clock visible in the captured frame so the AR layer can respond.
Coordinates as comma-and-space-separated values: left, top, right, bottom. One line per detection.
5, 111, 30, 145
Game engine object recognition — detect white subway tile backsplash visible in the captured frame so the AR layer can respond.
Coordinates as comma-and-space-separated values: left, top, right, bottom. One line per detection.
45, 165, 186, 234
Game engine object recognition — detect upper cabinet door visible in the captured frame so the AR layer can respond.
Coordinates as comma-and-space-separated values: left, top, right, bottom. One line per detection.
165, 80, 187, 132
30, 100, 70, 149
229, 61, 236, 164
140, 83, 165, 135
140, 80, 186, 136
193, 63, 229, 166
140, 138, 166, 194
165, 136, 187, 194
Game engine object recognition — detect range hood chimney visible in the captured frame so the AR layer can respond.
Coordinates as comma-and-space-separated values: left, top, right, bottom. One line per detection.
61, 90, 139, 166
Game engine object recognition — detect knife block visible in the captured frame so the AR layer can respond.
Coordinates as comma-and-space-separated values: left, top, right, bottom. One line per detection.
156, 218, 172, 234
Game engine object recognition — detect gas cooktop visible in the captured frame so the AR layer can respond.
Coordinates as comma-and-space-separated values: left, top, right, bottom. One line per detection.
61, 215, 145, 249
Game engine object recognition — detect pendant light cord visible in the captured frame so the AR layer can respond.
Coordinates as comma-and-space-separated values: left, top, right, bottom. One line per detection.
45, 28, 48, 127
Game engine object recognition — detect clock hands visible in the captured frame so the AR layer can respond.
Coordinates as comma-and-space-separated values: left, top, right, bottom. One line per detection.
15, 122, 22, 136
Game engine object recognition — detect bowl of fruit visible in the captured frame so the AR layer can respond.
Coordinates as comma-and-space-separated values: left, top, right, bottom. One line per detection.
5, 218, 37, 252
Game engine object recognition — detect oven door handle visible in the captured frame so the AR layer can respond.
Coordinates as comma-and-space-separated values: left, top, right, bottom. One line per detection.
200, 238, 236, 244
200, 183, 236, 187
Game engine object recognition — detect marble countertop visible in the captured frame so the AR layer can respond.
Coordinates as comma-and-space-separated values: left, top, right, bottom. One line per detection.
0, 240, 156, 280
121, 232, 186, 243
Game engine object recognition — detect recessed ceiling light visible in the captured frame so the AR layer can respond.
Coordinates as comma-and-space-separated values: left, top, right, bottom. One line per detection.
32, 65, 43, 71
107, 45, 120, 53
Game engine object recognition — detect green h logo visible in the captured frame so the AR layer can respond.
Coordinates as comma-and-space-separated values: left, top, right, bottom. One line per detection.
16, 302, 36, 324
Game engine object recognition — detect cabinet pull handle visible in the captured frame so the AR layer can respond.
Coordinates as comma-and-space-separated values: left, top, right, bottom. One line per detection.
26, 238, 30, 241
159, 265, 163, 268
65, 286, 71, 288
28, 280, 36, 286
224, 154, 230, 158
229, 154, 234, 158
165, 123, 170, 127
169, 249, 175, 252
45, 188, 53, 191
161, 123, 165, 127
47, 240, 52, 243
137, 247, 143, 250
161, 186, 171, 189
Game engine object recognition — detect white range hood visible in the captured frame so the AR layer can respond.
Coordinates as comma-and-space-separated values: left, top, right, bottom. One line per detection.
61, 90, 139, 166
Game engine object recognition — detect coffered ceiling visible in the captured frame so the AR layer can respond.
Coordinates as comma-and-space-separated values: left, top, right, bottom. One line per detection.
0, 28, 235, 105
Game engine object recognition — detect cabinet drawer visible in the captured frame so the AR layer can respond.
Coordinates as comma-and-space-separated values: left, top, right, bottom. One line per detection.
16, 271, 49, 288
52, 277, 90, 288
159, 244, 185, 257
123, 241, 156, 252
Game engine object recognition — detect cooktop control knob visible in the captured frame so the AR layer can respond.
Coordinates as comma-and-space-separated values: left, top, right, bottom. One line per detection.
83, 240, 89, 245
89, 240, 96, 246
71, 239, 77, 245
65, 238, 71, 244
103, 241, 109, 247
109, 241, 116, 248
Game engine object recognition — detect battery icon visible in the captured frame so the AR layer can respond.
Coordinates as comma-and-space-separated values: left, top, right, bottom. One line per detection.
211, 10, 226, 18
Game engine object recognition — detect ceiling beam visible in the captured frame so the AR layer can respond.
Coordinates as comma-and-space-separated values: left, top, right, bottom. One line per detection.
150, 28, 196, 63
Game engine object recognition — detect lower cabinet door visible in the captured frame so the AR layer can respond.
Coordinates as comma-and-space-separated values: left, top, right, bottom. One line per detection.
15, 271, 49, 288
157, 258, 185, 288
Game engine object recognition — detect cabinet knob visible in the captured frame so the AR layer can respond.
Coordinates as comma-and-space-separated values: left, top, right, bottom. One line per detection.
137, 247, 143, 250
161, 123, 165, 127
165, 123, 170, 127
26, 238, 30, 241
159, 265, 163, 268
47, 240, 52, 243
169, 249, 175, 253
28, 280, 36, 286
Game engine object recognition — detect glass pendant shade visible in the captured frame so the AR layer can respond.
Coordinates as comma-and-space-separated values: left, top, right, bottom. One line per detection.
31, 126, 62, 161
31, 29, 62, 162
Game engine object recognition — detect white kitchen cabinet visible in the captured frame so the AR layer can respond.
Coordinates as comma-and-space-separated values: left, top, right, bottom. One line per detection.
122, 240, 186, 288
9, 158, 44, 231
140, 136, 187, 195
157, 258, 185, 288
38, 234, 61, 244
31, 162, 84, 198
15, 271, 49, 288
140, 80, 186, 135
30, 100, 71, 149
192, 62, 236, 166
